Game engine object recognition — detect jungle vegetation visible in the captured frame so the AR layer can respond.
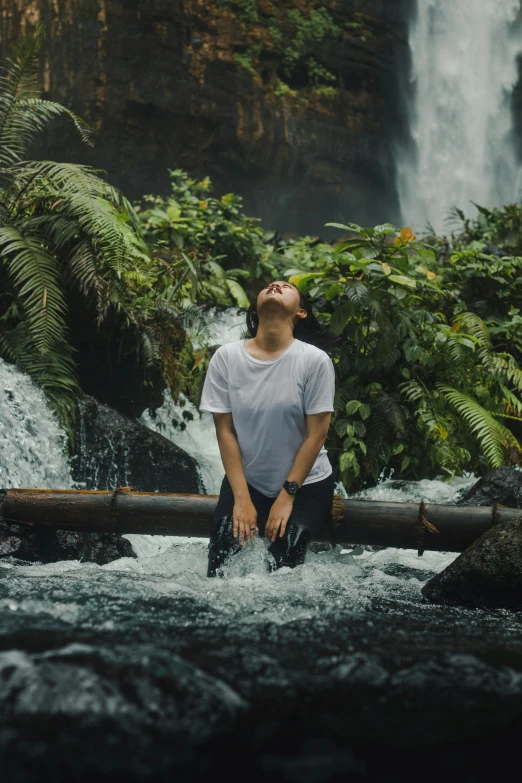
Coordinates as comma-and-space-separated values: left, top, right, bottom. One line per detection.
2, 26, 522, 489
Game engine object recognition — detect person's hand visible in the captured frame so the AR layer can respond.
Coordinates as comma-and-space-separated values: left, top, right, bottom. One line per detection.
265, 492, 294, 543
232, 497, 258, 545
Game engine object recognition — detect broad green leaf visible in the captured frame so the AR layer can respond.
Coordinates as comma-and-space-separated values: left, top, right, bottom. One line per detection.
225, 278, 250, 307
325, 222, 363, 233
166, 202, 181, 221
388, 274, 417, 288
288, 272, 321, 288
374, 223, 397, 235
205, 260, 226, 279
359, 403, 371, 420
345, 400, 361, 415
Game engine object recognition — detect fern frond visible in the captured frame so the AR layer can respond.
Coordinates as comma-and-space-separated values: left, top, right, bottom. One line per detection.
0, 225, 66, 354
374, 392, 407, 438
0, 26, 93, 167
437, 384, 520, 467
456, 311, 492, 349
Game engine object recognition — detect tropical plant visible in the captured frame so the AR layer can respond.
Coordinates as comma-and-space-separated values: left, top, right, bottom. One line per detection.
133, 169, 276, 309
283, 221, 522, 488
0, 25, 189, 426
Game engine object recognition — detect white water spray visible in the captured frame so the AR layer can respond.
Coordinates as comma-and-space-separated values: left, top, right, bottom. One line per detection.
396, 0, 522, 235
0, 359, 73, 489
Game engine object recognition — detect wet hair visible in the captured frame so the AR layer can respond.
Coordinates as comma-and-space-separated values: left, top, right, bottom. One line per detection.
245, 283, 340, 354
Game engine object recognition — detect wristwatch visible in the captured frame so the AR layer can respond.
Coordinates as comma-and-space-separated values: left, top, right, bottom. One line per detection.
283, 480, 300, 496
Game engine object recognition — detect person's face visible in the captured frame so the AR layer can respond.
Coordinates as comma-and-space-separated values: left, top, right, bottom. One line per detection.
256, 281, 306, 323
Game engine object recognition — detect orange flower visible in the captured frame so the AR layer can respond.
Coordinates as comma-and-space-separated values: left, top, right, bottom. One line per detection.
198, 200, 208, 210
400, 227, 416, 242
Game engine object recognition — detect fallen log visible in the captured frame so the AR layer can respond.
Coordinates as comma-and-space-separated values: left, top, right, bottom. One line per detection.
1, 488, 521, 555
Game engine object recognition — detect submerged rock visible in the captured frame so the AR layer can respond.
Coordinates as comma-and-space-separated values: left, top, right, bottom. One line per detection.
422, 517, 522, 610
72, 395, 201, 493
456, 466, 522, 508
0, 520, 135, 566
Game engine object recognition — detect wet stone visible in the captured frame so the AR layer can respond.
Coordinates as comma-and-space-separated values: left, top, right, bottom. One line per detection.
422, 516, 522, 610
456, 466, 522, 508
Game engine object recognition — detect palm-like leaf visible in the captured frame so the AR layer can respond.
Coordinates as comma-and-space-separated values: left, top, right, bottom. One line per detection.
0, 226, 66, 353
0, 26, 159, 425
437, 384, 521, 467
0, 26, 94, 168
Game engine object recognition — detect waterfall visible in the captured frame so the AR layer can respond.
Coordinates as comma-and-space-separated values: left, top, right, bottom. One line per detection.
396, 0, 522, 235
140, 306, 250, 495
0, 359, 73, 489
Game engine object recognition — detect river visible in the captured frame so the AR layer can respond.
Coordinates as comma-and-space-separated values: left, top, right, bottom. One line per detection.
1, 308, 522, 782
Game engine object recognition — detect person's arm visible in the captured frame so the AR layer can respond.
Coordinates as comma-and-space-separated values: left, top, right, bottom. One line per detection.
286, 411, 331, 488
265, 352, 336, 542
264, 412, 331, 542
212, 412, 258, 543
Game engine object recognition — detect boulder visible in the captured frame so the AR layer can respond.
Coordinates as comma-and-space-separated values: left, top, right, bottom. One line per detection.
456, 466, 522, 508
0, 489, 135, 565
0, 521, 135, 566
71, 395, 201, 493
422, 517, 522, 610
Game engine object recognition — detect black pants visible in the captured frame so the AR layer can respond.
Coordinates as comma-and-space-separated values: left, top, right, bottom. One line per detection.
207, 469, 335, 577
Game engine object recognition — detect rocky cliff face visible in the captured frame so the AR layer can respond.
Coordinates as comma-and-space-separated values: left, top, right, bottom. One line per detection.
0, 0, 412, 235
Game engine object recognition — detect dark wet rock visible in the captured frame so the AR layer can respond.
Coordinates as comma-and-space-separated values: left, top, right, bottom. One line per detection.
422, 517, 522, 610
456, 467, 522, 508
72, 394, 201, 493
481, 244, 504, 257
0, 517, 135, 566
0, 478, 134, 567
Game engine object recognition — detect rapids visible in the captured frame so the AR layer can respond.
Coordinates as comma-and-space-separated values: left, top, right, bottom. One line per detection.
1, 307, 521, 781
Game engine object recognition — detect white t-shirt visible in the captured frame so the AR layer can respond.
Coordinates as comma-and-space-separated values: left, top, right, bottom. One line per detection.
199, 337, 335, 497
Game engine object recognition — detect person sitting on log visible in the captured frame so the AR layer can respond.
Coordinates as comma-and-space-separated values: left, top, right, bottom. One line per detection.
199, 280, 338, 577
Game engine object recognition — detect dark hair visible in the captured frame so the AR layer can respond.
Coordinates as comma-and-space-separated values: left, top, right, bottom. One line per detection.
245, 284, 340, 354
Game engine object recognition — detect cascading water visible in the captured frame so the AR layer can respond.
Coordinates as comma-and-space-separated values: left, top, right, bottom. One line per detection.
396, 0, 522, 234
140, 306, 249, 494
0, 358, 73, 489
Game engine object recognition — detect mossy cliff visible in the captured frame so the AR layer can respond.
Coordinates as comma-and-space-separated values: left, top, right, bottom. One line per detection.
0, 0, 412, 234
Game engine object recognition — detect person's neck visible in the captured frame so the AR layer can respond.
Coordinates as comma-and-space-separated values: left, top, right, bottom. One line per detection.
252, 322, 294, 354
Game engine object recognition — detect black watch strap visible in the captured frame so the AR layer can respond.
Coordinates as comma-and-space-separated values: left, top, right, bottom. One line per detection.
283, 480, 300, 496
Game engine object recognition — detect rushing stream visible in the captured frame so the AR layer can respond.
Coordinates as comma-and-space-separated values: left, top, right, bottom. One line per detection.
1, 310, 522, 781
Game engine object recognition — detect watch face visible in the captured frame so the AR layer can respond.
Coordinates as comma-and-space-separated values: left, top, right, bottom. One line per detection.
287, 481, 299, 494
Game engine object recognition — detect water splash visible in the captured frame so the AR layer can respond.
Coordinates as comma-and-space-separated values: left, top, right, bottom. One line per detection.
0, 358, 73, 489
397, 0, 522, 234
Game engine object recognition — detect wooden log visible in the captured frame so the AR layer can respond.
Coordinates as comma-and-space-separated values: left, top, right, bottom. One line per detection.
1, 488, 521, 554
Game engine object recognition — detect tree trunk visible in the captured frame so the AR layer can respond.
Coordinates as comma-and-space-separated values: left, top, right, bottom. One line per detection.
1, 488, 520, 555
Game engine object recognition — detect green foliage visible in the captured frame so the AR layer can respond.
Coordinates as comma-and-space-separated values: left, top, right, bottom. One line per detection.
0, 26, 189, 427
233, 45, 262, 75
282, 219, 522, 488
269, 8, 343, 96
273, 80, 298, 98
133, 169, 265, 309
216, 0, 259, 23
0, 27, 153, 423
446, 202, 522, 254
223, 4, 347, 98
